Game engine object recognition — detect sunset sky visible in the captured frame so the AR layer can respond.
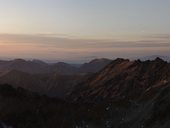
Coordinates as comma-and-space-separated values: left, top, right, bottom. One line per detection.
0, 0, 170, 63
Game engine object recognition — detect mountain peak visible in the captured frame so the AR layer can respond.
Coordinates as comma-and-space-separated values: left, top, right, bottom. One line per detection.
155, 57, 164, 62
71, 58, 170, 102
80, 58, 112, 73
89, 58, 111, 63
114, 58, 130, 62
13, 59, 26, 63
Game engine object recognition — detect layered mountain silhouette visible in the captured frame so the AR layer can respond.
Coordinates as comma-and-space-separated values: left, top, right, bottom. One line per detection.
0, 70, 85, 98
0, 58, 111, 98
0, 59, 48, 74
0, 57, 170, 128
0, 58, 111, 75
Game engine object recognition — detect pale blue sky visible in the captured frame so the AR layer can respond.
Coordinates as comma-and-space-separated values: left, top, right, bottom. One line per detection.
0, 0, 169, 62
0, 0, 170, 39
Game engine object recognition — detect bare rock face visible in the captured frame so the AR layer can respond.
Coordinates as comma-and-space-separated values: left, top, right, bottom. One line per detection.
71, 58, 170, 102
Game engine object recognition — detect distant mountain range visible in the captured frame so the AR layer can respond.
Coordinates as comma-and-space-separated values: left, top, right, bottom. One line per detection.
139, 55, 170, 62
0, 58, 111, 98
0, 58, 112, 75
79, 58, 111, 73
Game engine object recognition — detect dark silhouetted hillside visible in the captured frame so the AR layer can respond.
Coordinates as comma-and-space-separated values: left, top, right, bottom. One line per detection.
1, 58, 170, 128
79, 58, 112, 73
1, 82, 170, 128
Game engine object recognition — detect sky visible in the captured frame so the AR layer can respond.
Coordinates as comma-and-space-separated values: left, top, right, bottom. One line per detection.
0, 0, 170, 63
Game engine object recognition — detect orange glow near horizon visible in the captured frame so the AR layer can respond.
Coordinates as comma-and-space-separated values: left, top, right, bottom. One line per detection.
0, 34, 169, 62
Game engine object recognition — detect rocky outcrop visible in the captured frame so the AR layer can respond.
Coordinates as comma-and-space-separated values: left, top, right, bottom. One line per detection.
71, 58, 170, 102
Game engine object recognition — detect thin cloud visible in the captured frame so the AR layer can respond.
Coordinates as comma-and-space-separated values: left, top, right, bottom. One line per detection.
0, 34, 169, 62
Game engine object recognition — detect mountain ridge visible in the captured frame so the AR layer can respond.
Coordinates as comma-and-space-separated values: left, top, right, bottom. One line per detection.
70, 57, 170, 102
0, 58, 112, 75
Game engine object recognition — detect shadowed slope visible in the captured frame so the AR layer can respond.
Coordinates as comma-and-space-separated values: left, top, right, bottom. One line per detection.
71, 58, 170, 102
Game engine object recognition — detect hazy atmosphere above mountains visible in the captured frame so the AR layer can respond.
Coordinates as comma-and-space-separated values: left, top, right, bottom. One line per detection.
0, 0, 170, 62
0, 34, 170, 63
